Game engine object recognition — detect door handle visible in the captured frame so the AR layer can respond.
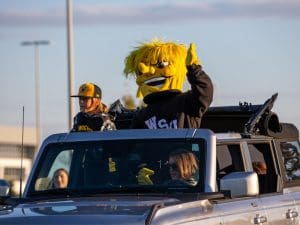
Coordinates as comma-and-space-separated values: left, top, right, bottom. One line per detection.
286, 209, 298, 219
254, 214, 267, 224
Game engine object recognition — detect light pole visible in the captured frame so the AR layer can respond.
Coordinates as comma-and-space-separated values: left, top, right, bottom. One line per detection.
21, 40, 50, 151
66, 0, 75, 129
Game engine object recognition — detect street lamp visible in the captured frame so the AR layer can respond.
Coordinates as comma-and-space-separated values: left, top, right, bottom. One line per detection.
21, 40, 50, 152
66, 0, 75, 129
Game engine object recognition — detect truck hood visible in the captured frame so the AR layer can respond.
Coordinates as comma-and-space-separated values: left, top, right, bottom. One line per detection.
0, 196, 181, 225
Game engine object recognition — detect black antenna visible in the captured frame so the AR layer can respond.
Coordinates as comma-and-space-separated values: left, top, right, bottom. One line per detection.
19, 106, 25, 198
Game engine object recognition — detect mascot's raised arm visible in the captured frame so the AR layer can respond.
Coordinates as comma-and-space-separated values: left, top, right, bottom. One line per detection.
123, 39, 213, 129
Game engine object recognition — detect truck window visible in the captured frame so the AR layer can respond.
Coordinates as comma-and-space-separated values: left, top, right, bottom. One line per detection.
248, 143, 277, 193
34, 149, 73, 191
280, 141, 300, 181
216, 144, 244, 187
29, 139, 206, 195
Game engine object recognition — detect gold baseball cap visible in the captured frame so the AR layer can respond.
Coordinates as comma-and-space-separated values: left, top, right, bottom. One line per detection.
71, 83, 102, 98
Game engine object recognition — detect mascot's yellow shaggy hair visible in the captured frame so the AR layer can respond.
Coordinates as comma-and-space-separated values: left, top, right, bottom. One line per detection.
123, 40, 190, 99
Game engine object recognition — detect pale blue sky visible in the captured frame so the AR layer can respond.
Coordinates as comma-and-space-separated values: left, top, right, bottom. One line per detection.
0, 0, 299, 139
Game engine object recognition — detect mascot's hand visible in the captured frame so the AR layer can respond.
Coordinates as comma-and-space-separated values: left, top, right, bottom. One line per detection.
186, 43, 201, 66
137, 167, 154, 185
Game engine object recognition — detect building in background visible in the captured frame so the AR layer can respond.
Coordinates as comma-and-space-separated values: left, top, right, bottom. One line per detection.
0, 125, 37, 195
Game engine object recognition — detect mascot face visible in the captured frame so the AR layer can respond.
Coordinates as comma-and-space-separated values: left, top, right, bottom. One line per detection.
124, 41, 187, 98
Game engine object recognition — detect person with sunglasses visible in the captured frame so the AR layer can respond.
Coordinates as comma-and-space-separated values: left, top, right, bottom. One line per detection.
167, 149, 199, 186
137, 149, 199, 186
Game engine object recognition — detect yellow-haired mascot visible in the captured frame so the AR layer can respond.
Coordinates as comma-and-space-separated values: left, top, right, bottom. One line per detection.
124, 40, 213, 129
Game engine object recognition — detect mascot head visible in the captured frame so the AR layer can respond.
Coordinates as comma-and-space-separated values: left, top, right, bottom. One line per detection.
123, 40, 188, 99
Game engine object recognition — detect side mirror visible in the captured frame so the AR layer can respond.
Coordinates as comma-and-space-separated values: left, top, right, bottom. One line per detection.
220, 172, 259, 198
0, 179, 10, 197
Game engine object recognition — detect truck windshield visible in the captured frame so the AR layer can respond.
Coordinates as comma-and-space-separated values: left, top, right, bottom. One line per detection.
29, 138, 205, 195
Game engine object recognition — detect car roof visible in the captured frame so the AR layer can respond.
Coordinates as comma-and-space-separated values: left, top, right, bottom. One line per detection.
42, 128, 215, 145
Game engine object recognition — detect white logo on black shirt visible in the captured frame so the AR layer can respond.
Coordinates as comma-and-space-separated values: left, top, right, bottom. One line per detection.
145, 116, 177, 129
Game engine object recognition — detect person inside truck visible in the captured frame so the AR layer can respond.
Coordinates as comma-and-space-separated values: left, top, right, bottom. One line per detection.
70, 82, 116, 132
252, 161, 267, 175
167, 149, 199, 186
52, 168, 69, 189
252, 161, 268, 193
137, 148, 199, 186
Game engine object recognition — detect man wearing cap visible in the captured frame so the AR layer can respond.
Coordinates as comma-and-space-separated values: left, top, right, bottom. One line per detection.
71, 82, 116, 132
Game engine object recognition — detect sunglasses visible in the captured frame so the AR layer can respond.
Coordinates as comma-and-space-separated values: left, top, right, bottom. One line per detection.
168, 163, 178, 170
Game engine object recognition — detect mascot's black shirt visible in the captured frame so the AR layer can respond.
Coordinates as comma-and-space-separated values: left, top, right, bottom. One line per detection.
71, 112, 104, 132
131, 65, 213, 129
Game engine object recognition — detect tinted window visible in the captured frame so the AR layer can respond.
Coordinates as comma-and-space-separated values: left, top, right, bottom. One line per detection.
35, 150, 73, 191
30, 139, 205, 195
217, 144, 244, 177
216, 144, 244, 189
248, 143, 277, 193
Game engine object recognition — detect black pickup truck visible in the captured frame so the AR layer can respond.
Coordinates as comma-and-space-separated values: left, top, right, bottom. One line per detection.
0, 94, 300, 225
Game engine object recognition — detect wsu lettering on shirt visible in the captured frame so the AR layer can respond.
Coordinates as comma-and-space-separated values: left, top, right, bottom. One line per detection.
144, 116, 177, 129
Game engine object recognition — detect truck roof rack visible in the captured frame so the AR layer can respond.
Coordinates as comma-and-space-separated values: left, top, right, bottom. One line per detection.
201, 93, 280, 135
